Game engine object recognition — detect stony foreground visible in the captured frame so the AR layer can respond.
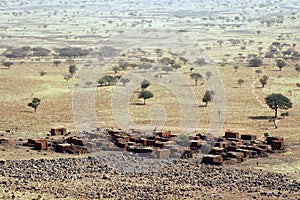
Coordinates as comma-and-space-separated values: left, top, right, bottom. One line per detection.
0, 152, 299, 200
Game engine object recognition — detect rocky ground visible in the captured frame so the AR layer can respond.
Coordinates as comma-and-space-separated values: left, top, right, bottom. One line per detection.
0, 152, 299, 200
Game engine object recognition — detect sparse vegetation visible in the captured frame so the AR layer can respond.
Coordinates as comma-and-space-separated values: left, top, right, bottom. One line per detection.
27, 98, 41, 112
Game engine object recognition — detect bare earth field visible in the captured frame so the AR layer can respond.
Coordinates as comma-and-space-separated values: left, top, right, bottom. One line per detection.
0, 0, 300, 199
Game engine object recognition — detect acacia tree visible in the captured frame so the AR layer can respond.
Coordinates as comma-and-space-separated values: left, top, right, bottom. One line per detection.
162, 66, 173, 74
233, 65, 239, 72
141, 79, 150, 90
120, 77, 130, 86
171, 64, 181, 71
112, 66, 121, 73
138, 90, 154, 105
28, 98, 41, 112
53, 60, 62, 66
206, 71, 212, 80
276, 60, 286, 71
139, 63, 152, 71
265, 93, 292, 118
194, 58, 206, 67
202, 90, 215, 106
237, 79, 244, 87
3, 61, 14, 69
255, 69, 262, 77
249, 58, 263, 67
69, 65, 77, 76
190, 73, 202, 86
259, 75, 268, 88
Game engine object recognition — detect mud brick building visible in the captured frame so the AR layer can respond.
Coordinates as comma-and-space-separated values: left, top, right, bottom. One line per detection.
50, 128, 67, 136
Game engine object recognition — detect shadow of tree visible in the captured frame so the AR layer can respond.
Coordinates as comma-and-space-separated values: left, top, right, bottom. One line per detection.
248, 116, 273, 120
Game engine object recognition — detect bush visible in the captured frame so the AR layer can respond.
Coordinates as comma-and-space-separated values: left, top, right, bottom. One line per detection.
39, 71, 46, 76
249, 58, 263, 67
280, 112, 289, 117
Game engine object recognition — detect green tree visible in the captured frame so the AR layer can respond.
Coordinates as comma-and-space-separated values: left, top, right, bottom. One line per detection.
265, 93, 292, 118
249, 58, 263, 67
233, 65, 239, 72
190, 73, 202, 86
53, 60, 62, 66
98, 78, 106, 86
69, 65, 77, 76
171, 64, 181, 71
194, 58, 206, 67
141, 79, 150, 90
120, 77, 130, 86
153, 66, 159, 71
139, 63, 152, 71
103, 75, 117, 85
202, 90, 215, 106
162, 66, 173, 74
276, 60, 286, 71
178, 134, 189, 146
255, 69, 262, 77
39, 71, 46, 76
237, 79, 244, 87
3, 61, 14, 69
27, 98, 41, 112
138, 90, 154, 105
206, 71, 212, 80
112, 66, 121, 73
259, 75, 268, 88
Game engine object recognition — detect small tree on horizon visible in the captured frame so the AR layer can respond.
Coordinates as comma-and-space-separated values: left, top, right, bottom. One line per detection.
265, 93, 292, 118
171, 64, 181, 71
139, 63, 152, 71
53, 60, 62, 66
138, 90, 154, 105
27, 98, 41, 112
162, 66, 173, 74
3, 61, 14, 69
112, 66, 121, 73
120, 77, 130, 86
